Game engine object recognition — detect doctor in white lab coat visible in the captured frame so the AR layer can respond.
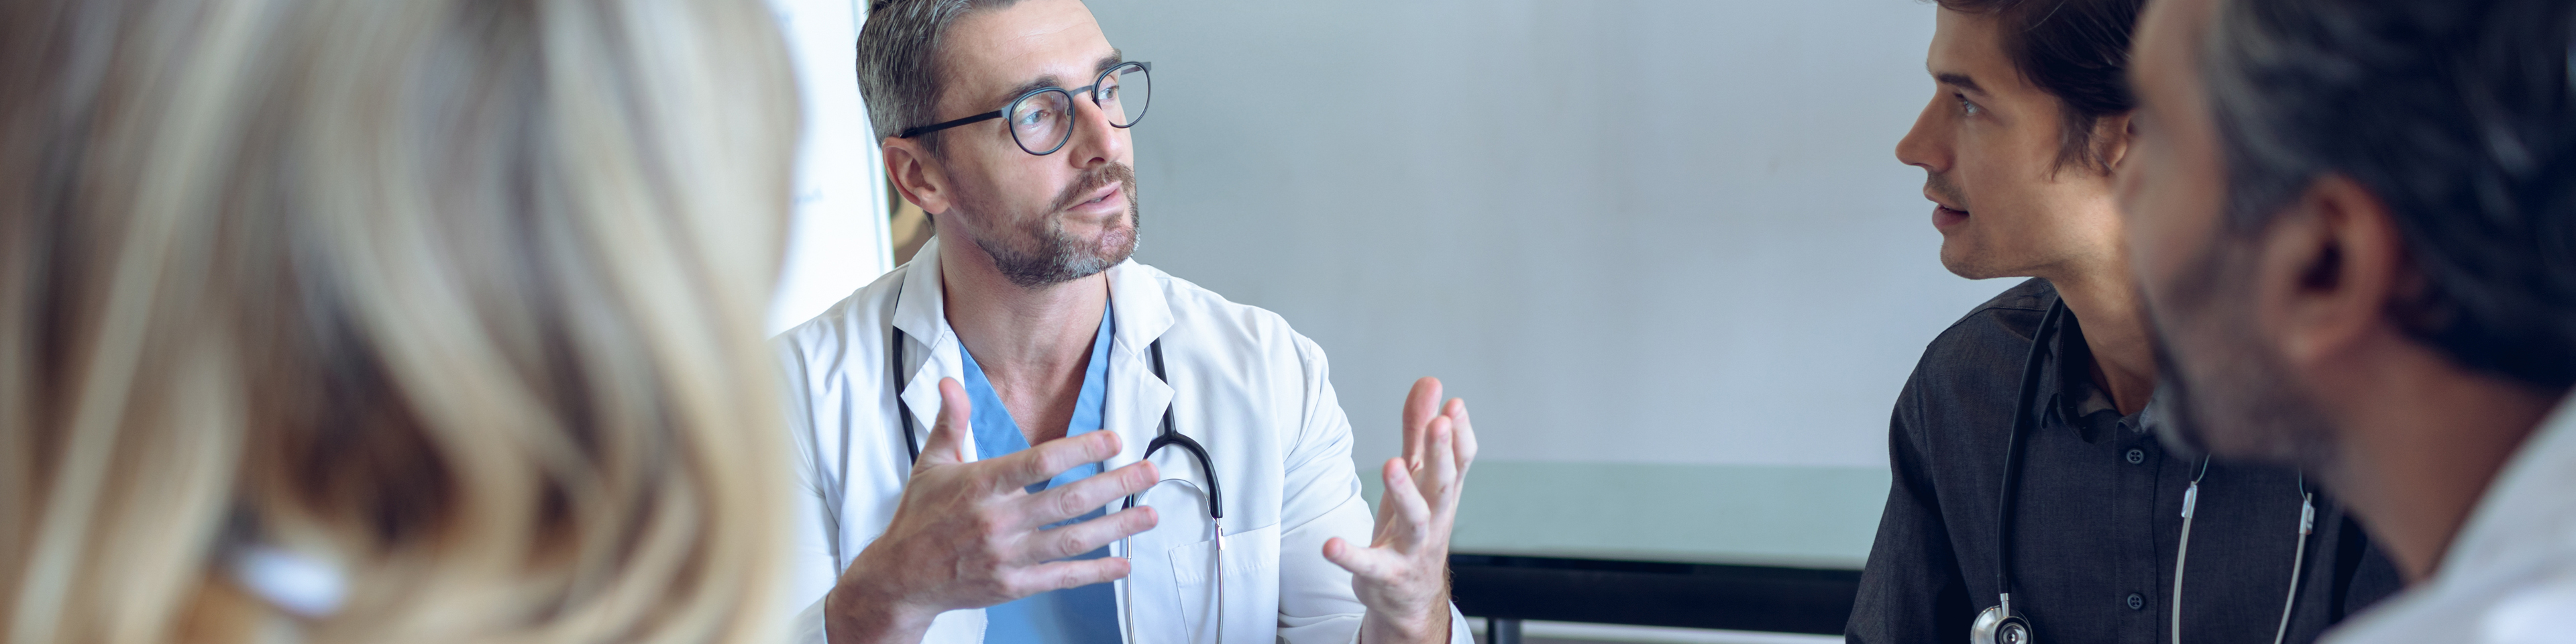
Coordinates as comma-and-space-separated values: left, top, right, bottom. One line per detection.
777, 239, 1477, 644
773, 1, 1479, 643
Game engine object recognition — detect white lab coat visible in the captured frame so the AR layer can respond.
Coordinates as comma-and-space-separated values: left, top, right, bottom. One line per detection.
773, 237, 1473, 644
2322, 390, 2576, 644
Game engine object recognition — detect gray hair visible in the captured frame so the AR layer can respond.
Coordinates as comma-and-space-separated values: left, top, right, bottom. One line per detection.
859, 0, 1030, 149
2204, 0, 2576, 388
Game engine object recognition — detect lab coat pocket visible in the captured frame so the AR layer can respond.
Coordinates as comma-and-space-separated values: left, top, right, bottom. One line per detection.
1165, 523, 1280, 644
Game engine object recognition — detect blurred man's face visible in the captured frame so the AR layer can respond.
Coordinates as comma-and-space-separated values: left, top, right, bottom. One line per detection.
2118, 0, 2339, 463
1897, 9, 2129, 280
932, 0, 1138, 286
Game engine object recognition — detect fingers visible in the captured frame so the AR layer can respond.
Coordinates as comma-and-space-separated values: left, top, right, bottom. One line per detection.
916, 378, 972, 468
1445, 398, 1479, 472
1011, 557, 1134, 596
1401, 378, 1443, 466
1424, 417, 1460, 508
1380, 457, 1432, 544
1022, 506, 1159, 563
1322, 536, 1396, 580
995, 430, 1124, 491
1018, 460, 1159, 528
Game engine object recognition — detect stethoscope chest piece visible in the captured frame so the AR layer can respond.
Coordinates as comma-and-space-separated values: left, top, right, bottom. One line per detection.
1973, 605, 2035, 644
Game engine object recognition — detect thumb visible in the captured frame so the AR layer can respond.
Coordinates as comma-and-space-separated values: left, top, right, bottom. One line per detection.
916, 378, 972, 468
1322, 536, 1391, 580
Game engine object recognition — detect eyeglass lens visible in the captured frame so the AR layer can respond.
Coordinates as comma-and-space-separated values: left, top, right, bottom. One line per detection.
1006, 90, 1075, 155
1099, 63, 1149, 127
1005, 62, 1150, 156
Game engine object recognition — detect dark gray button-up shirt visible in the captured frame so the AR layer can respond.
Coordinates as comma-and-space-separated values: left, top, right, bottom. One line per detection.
1845, 278, 2402, 644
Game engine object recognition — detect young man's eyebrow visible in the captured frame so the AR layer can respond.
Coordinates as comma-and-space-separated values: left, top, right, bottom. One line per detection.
1095, 49, 1124, 75
1935, 72, 1986, 95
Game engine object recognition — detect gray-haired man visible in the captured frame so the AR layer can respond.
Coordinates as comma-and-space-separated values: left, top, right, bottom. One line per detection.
773, 1, 1481, 644
2121, 0, 2576, 640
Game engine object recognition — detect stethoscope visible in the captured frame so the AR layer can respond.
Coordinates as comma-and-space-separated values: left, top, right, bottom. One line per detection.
1974, 300, 2316, 644
877, 293, 1227, 643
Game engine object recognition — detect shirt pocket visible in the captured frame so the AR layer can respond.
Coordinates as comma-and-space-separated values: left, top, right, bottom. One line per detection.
1163, 522, 1280, 644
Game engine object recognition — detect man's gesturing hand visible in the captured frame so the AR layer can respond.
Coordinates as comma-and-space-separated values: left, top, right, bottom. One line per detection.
1323, 377, 1480, 644
825, 378, 1161, 644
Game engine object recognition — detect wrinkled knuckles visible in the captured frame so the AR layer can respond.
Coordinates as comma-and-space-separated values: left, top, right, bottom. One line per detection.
1021, 454, 1063, 484
1049, 488, 1090, 522
973, 511, 1018, 548
1039, 534, 1083, 561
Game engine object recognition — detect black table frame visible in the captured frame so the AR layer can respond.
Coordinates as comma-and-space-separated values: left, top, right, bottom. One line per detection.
1448, 553, 1860, 643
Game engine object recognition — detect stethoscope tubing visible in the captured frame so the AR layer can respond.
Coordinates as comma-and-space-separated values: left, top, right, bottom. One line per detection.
876, 303, 1228, 643
887, 329, 1220, 509
1987, 297, 2312, 644
1994, 299, 2068, 612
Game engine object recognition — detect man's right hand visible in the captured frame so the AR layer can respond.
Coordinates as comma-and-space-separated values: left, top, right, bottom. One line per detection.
824, 378, 1161, 644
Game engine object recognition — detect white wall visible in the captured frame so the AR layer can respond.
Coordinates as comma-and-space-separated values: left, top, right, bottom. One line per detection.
755, 0, 2022, 565
1086, 0, 2017, 564
1092, 0, 2006, 470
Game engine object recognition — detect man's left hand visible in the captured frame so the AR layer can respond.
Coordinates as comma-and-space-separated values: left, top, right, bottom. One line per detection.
1324, 377, 1479, 644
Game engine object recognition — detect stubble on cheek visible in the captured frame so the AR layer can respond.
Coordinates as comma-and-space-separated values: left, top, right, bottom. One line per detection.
965, 163, 1142, 288
2154, 235, 2342, 468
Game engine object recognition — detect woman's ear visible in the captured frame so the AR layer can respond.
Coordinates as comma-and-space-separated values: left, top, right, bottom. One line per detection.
882, 138, 953, 216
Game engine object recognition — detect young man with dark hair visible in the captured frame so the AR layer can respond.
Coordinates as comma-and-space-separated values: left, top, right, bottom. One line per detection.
1847, 1, 2400, 641
2123, 0, 2576, 639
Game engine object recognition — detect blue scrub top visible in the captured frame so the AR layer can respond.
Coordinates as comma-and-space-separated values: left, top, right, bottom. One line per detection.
957, 305, 1123, 644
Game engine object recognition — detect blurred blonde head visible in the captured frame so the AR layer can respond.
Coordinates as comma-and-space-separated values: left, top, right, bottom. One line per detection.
0, 1, 799, 643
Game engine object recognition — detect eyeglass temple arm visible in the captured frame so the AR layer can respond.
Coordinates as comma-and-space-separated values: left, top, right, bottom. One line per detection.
895, 110, 1002, 140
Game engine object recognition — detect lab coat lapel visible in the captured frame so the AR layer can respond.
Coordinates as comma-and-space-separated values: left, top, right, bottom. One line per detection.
1102, 260, 1176, 472
892, 237, 972, 462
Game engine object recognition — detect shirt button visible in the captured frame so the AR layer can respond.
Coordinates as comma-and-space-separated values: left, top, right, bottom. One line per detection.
2126, 449, 2147, 464
2127, 593, 2146, 610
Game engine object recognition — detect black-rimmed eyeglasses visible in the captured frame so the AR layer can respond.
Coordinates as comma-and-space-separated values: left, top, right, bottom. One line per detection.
897, 61, 1151, 156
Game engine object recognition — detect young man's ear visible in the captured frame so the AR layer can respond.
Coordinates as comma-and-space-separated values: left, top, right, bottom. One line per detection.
2259, 174, 2407, 370
882, 137, 954, 216
2096, 113, 2136, 173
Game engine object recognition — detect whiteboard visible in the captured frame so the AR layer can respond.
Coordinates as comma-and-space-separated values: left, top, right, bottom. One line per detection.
768, 0, 893, 335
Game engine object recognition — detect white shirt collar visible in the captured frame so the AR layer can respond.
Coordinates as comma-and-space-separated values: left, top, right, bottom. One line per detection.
2428, 390, 2576, 585
889, 235, 1173, 354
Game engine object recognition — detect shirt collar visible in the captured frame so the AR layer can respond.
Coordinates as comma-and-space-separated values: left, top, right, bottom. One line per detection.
2429, 389, 2576, 581
890, 236, 953, 351
892, 235, 1176, 351
1104, 252, 1173, 361
954, 304, 1117, 488
891, 235, 1177, 444
2039, 303, 2147, 441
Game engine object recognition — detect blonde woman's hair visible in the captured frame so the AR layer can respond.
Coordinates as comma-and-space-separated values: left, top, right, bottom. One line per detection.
0, 1, 800, 643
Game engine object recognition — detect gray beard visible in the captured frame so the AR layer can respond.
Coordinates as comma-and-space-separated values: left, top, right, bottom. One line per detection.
972, 217, 1130, 288
958, 164, 1142, 288
2147, 237, 2341, 470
